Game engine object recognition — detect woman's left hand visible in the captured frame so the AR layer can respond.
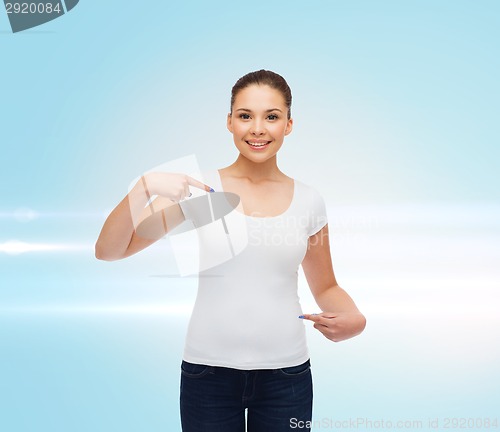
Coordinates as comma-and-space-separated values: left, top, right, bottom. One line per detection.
301, 312, 366, 342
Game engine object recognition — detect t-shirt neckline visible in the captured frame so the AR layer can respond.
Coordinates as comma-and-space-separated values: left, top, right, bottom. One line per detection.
215, 169, 296, 219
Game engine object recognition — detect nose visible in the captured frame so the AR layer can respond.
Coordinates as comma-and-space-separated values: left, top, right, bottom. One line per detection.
250, 118, 266, 135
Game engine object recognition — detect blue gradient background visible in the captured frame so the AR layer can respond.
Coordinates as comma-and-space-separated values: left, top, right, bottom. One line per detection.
1, 1, 499, 431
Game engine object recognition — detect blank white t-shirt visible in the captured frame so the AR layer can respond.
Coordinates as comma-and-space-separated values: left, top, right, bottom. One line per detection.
180, 170, 328, 370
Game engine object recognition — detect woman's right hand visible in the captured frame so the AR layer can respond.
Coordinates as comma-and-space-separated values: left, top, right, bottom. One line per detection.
143, 172, 214, 201
95, 172, 214, 261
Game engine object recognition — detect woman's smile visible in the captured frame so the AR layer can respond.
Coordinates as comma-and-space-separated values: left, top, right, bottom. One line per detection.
246, 139, 272, 150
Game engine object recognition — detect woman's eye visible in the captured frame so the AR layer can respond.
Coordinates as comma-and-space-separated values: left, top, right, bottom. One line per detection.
239, 114, 250, 119
267, 114, 279, 120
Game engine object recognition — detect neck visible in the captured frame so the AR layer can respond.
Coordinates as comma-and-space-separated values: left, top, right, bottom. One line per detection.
224, 154, 283, 182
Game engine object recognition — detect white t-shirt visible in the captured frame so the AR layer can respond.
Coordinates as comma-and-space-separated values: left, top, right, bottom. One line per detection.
179, 170, 328, 370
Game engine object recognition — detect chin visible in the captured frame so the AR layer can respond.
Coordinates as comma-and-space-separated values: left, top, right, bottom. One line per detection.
241, 152, 275, 164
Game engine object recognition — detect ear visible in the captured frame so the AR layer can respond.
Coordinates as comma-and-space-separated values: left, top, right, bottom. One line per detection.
227, 113, 233, 133
284, 117, 293, 136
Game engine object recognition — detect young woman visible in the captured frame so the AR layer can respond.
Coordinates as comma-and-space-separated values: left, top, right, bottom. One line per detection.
95, 70, 366, 432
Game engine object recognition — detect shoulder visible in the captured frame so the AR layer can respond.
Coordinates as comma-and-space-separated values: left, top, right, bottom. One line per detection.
293, 179, 328, 230
294, 178, 326, 203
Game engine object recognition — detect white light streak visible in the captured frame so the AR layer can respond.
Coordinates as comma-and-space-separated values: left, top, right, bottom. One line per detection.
0, 240, 91, 255
0, 303, 193, 315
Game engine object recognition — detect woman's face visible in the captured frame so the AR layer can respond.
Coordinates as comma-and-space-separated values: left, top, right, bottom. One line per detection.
227, 84, 293, 164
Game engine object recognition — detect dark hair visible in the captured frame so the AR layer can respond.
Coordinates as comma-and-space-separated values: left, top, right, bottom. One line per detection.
230, 69, 292, 120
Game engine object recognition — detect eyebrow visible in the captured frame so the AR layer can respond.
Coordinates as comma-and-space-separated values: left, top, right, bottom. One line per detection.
235, 108, 283, 113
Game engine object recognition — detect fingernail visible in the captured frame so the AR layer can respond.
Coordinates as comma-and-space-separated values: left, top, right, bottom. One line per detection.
209, 188, 215, 193
298, 315, 305, 319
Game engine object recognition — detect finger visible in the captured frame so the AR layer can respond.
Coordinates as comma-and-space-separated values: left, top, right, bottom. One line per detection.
300, 313, 321, 322
319, 312, 338, 320
186, 175, 215, 193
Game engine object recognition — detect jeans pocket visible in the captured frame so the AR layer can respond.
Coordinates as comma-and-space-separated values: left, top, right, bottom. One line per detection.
181, 361, 212, 378
277, 359, 311, 377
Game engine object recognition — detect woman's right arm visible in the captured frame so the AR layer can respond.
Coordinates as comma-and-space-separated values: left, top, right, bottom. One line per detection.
95, 173, 212, 261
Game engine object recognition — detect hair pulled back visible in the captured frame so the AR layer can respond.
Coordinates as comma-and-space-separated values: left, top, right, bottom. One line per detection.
230, 70, 292, 120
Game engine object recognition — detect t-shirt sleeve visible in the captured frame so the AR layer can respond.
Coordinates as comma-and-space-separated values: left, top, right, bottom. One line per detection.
307, 186, 328, 237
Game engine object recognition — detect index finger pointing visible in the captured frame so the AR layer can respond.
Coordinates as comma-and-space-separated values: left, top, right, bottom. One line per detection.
186, 175, 215, 193
300, 313, 321, 322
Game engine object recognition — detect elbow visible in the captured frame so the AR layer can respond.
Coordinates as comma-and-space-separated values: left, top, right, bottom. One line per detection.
94, 242, 121, 261
94, 243, 109, 261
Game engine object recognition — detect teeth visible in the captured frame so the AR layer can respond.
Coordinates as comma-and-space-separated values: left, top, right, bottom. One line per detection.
247, 141, 269, 147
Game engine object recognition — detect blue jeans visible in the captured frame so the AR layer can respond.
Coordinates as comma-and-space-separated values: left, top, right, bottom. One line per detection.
179, 359, 313, 432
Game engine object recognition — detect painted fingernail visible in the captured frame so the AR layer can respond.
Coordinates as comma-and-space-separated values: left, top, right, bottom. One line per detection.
209, 188, 215, 193
298, 315, 305, 319
189, 193, 192, 197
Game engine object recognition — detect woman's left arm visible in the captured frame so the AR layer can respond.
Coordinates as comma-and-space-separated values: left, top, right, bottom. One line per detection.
301, 223, 366, 342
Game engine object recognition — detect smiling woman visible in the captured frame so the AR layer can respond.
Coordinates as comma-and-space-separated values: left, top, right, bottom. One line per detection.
228, 84, 292, 158
221, 79, 295, 218
95, 69, 366, 432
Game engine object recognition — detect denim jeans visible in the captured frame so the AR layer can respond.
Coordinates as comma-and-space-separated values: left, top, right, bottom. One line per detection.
180, 359, 313, 432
